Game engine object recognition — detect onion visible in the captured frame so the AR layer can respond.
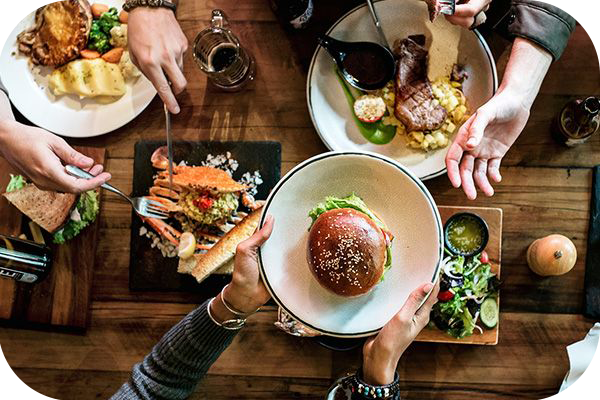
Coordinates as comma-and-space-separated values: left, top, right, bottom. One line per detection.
526, 234, 577, 276
474, 325, 484, 334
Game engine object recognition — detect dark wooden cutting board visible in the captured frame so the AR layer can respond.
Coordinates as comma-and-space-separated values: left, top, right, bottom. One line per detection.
129, 141, 281, 295
0, 147, 105, 330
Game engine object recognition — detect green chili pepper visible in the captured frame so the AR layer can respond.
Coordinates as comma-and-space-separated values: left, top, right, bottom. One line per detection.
335, 69, 396, 145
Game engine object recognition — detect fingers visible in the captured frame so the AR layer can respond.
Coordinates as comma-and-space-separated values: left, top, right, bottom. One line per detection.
444, 15, 473, 29
50, 137, 94, 168
459, 154, 477, 200
453, 0, 490, 17
162, 57, 188, 96
237, 215, 275, 254
488, 158, 502, 183
144, 65, 180, 114
88, 164, 104, 176
398, 282, 434, 323
473, 159, 494, 196
413, 281, 440, 328
466, 110, 491, 150
445, 115, 474, 188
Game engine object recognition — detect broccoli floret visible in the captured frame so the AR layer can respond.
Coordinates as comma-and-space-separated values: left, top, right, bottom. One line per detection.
87, 8, 120, 54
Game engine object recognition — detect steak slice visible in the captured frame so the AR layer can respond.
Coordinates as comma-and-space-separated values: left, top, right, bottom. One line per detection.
393, 35, 447, 132
17, 0, 92, 67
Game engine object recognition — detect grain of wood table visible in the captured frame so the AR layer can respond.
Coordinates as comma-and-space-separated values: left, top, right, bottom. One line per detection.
1, 1, 599, 399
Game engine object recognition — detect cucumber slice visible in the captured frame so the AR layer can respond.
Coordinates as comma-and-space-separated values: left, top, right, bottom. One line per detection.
480, 298, 499, 328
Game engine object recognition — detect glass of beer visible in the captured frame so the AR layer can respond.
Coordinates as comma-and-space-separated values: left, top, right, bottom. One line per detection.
193, 10, 256, 91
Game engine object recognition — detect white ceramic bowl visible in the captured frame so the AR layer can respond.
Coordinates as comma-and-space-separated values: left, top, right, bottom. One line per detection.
307, 0, 498, 180
258, 151, 443, 337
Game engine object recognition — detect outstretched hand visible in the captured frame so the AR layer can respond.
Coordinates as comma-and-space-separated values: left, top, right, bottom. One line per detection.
362, 281, 440, 385
444, 0, 491, 29
0, 120, 110, 193
445, 88, 530, 199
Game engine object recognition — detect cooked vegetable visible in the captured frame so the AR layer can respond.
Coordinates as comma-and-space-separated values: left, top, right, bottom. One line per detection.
430, 250, 500, 338
49, 58, 126, 98
53, 191, 99, 244
109, 25, 128, 48
336, 69, 396, 145
81, 49, 101, 59
353, 94, 386, 123
88, 7, 121, 54
102, 47, 124, 63
480, 297, 498, 328
91, 3, 109, 19
526, 234, 577, 276
119, 10, 129, 24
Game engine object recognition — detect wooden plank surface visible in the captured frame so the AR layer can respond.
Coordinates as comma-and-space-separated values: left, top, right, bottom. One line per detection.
0, 147, 105, 329
416, 206, 502, 345
0, 0, 599, 398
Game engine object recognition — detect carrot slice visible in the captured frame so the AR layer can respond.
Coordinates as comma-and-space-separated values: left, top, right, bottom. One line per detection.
91, 3, 109, 19
101, 47, 124, 63
119, 10, 129, 24
80, 49, 101, 59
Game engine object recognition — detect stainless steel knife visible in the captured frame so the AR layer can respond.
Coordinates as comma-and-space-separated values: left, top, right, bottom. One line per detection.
164, 103, 174, 191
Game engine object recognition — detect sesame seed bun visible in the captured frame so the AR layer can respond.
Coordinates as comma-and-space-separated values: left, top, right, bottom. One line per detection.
307, 208, 387, 297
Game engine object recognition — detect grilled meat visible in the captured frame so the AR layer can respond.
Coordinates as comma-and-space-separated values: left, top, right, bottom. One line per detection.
393, 35, 447, 132
17, 0, 92, 67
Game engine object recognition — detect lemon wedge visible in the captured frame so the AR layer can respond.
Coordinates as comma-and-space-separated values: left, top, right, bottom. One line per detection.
178, 232, 196, 259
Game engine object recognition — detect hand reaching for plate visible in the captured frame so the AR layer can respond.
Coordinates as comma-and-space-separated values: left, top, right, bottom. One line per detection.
445, 88, 530, 199
444, 0, 491, 29
361, 282, 439, 385
0, 120, 111, 193
128, 7, 188, 114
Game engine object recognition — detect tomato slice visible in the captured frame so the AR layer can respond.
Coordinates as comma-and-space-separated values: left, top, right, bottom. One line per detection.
193, 195, 214, 211
480, 250, 489, 264
437, 290, 454, 302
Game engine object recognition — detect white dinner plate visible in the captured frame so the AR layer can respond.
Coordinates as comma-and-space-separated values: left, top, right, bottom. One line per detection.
0, 0, 156, 138
258, 151, 443, 337
307, 0, 498, 180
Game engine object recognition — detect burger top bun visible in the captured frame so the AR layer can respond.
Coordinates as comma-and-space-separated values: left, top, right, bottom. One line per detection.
307, 208, 387, 297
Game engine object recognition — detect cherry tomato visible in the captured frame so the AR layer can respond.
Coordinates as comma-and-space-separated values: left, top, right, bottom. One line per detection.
480, 250, 489, 264
437, 290, 454, 302
193, 195, 214, 211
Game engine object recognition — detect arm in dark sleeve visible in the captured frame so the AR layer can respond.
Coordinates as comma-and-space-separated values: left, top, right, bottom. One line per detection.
493, 0, 576, 60
111, 300, 238, 400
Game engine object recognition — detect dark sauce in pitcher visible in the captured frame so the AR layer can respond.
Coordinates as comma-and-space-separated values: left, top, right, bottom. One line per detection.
209, 45, 238, 72
342, 47, 390, 87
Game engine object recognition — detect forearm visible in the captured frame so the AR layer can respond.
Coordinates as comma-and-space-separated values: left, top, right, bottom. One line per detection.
0, 89, 15, 121
499, 37, 552, 109
111, 300, 238, 400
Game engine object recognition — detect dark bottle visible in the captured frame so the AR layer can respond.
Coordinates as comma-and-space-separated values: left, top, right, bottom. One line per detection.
270, 0, 314, 29
0, 234, 52, 284
553, 97, 600, 146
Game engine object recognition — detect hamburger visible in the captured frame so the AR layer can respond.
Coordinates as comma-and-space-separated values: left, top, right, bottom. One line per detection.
306, 194, 393, 297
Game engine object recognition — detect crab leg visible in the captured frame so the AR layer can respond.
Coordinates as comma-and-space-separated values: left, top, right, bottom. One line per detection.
141, 217, 181, 247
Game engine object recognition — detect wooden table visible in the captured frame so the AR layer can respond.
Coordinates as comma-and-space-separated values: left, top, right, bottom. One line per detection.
1, 1, 599, 398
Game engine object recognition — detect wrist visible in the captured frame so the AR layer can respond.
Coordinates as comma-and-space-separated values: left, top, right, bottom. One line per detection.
0, 119, 17, 148
222, 283, 263, 314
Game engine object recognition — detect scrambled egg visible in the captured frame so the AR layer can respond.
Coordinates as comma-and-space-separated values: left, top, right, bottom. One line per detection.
180, 192, 239, 225
48, 58, 126, 98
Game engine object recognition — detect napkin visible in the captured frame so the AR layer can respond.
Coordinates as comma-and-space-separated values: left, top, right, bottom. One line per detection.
559, 322, 600, 392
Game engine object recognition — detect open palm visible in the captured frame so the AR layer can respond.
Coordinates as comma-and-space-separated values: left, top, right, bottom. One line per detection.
446, 88, 531, 199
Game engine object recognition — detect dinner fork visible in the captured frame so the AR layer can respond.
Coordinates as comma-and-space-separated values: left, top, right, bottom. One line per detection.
65, 165, 169, 220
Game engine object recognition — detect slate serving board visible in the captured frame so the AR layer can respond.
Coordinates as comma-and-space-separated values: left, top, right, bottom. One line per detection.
129, 141, 281, 294
0, 147, 104, 330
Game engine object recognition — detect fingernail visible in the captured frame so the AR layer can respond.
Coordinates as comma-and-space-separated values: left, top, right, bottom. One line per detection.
173, 105, 180, 114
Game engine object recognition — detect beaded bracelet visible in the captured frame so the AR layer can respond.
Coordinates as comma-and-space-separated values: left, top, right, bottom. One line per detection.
340, 368, 401, 399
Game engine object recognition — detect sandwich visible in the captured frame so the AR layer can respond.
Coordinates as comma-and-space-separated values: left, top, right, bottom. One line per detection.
3, 174, 99, 244
306, 193, 394, 297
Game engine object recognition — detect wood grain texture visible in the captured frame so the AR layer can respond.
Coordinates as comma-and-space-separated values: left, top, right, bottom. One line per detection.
0, 147, 105, 329
0, 0, 598, 398
416, 206, 502, 345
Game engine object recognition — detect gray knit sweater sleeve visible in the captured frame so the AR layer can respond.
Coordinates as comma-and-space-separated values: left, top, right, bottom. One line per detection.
112, 300, 238, 400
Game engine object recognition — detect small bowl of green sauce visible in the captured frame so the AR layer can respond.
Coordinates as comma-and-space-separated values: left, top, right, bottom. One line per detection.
444, 212, 489, 257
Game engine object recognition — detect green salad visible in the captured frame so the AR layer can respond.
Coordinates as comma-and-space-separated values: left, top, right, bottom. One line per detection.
430, 249, 501, 338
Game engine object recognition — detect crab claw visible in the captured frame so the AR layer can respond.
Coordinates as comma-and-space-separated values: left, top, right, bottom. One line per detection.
151, 146, 170, 170
141, 217, 181, 247
146, 196, 182, 213
149, 186, 180, 200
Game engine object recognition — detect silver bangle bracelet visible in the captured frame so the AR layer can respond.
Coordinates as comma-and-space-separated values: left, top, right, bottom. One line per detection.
207, 297, 246, 330
221, 284, 261, 317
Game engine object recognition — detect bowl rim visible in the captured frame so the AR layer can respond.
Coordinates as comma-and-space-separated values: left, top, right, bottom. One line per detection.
257, 150, 444, 337
305, 0, 499, 181
443, 212, 490, 257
